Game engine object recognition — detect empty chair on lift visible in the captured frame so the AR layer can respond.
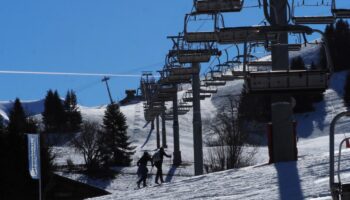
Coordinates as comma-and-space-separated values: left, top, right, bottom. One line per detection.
266, 43, 302, 52
218, 26, 278, 44
168, 49, 220, 63
292, 16, 335, 24
247, 61, 272, 67
245, 70, 329, 93
333, 8, 350, 18
194, 0, 243, 14
183, 13, 222, 43
291, 0, 335, 24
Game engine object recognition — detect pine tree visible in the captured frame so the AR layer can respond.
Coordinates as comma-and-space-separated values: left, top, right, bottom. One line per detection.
42, 90, 65, 133
100, 103, 135, 166
344, 72, 350, 108
0, 114, 5, 135
317, 45, 328, 70
0, 98, 55, 199
64, 90, 82, 133
324, 19, 350, 71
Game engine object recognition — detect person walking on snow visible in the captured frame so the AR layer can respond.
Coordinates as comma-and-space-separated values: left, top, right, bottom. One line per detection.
153, 147, 171, 184
137, 151, 153, 188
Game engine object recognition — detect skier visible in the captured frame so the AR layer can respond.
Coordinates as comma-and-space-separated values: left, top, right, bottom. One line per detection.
137, 151, 153, 188
152, 147, 171, 184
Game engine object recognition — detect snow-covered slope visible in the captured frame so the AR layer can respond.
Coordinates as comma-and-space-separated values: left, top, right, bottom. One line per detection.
2, 43, 349, 199
91, 134, 350, 200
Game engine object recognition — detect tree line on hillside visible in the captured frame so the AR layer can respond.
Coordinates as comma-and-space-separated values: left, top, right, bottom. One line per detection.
0, 89, 134, 199
42, 89, 82, 133
321, 20, 350, 108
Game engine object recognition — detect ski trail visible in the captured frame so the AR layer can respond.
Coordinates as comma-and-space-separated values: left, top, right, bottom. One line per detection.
132, 103, 142, 137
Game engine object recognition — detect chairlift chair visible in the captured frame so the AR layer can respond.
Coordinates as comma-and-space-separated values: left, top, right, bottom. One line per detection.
178, 104, 193, 109
266, 43, 302, 52
164, 114, 174, 121
245, 70, 329, 93
168, 66, 200, 75
182, 91, 207, 102
247, 61, 272, 67
231, 69, 245, 78
293, 16, 335, 24
332, 9, 350, 18
194, 0, 243, 14
168, 49, 220, 63
168, 35, 220, 64
183, 13, 223, 43
330, 112, 350, 199
157, 85, 178, 94
203, 80, 227, 86
218, 26, 278, 44
332, 0, 350, 19
291, 0, 335, 24
200, 88, 218, 93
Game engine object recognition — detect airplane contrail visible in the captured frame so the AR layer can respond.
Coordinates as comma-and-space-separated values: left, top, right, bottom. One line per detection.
0, 70, 144, 77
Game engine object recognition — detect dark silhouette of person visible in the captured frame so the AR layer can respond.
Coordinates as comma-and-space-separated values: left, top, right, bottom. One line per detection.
137, 151, 153, 188
153, 147, 171, 184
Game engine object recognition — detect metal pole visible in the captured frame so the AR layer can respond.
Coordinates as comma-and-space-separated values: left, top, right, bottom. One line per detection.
192, 62, 203, 175
161, 102, 167, 148
156, 115, 160, 149
269, 0, 295, 163
243, 41, 248, 74
172, 85, 181, 165
102, 76, 114, 104
38, 134, 42, 200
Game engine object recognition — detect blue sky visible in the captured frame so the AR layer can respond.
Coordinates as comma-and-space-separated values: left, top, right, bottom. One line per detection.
0, 0, 346, 106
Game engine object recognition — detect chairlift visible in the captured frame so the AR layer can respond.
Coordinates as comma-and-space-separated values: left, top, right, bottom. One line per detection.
168, 35, 221, 63
329, 112, 350, 199
183, 13, 223, 43
194, 0, 243, 14
157, 85, 178, 94
231, 69, 245, 78
203, 79, 227, 86
247, 61, 272, 67
200, 87, 218, 93
218, 26, 278, 44
158, 68, 192, 85
245, 69, 329, 93
266, 43, 302, 52
332, 0, 350, 18
291, 0, 335, 24
332, 9, 350, 18
292, 0, 334, 24
164, 114, 174, 121
168, 66, 200, 75
182, 91, 207, 102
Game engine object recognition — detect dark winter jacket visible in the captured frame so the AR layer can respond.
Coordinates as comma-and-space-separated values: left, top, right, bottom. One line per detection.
137, 154, 153, 167
137, 153, 153, 176
154, 149, 171, 164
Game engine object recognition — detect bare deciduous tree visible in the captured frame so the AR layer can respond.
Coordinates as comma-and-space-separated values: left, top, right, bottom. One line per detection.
204, 95, 256, 173
72, 121, 102, 171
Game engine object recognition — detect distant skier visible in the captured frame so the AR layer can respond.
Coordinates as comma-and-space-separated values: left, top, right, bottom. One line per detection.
152, 147, 171, 184
137, 151, 153, 188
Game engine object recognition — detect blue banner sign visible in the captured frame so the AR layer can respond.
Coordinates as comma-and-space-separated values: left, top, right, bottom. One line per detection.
27, 134, 41, 180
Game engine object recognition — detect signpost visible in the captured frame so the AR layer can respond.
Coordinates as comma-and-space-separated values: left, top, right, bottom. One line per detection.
27, 134, 41, 200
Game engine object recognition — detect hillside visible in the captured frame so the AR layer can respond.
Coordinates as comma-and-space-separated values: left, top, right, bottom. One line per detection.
1, 44, 348, 199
